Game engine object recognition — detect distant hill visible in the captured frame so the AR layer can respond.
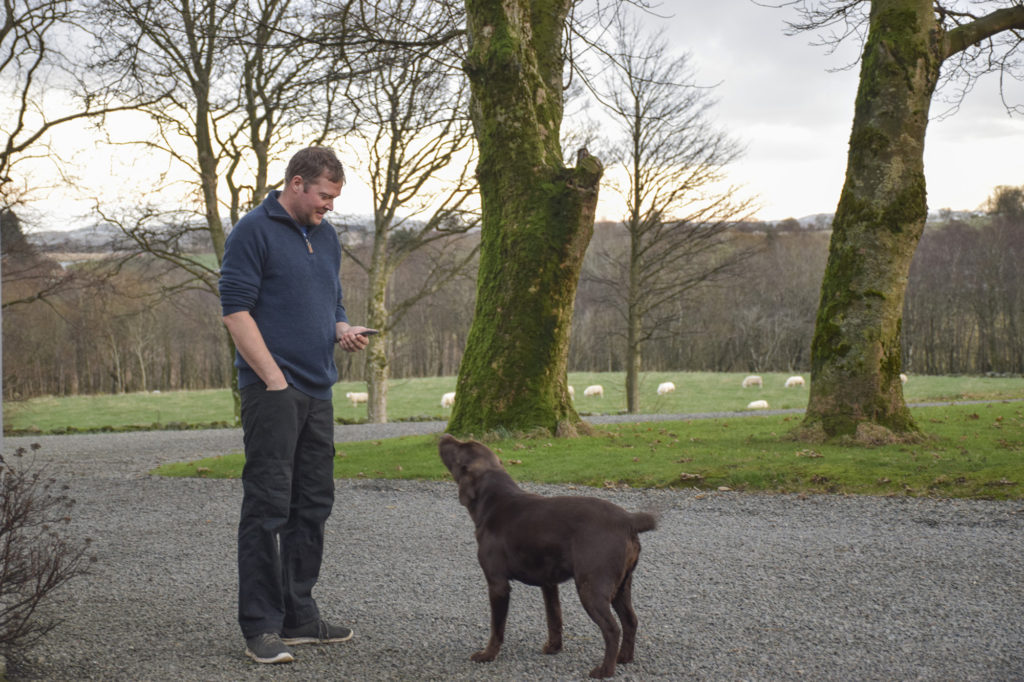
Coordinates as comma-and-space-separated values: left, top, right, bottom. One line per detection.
27, 223, 124, 252
25, 214, 380, 253
28, 208, 986, 254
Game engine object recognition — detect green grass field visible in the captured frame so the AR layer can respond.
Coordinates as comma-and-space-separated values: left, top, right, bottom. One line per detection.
5, 371, 1023, 434
156, 401, 1024, 500
6, 372, 1022, 499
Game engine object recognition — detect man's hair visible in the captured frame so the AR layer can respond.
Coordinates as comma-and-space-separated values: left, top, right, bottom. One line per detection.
285, 146, 346, 188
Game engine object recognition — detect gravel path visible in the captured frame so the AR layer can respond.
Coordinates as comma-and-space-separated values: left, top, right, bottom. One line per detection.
3, 419, 1024, 681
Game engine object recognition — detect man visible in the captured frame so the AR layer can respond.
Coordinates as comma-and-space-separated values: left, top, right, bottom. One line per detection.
219, 146, 371, 664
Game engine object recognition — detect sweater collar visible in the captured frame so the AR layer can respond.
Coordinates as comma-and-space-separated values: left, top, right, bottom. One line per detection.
263, 190, 324, 233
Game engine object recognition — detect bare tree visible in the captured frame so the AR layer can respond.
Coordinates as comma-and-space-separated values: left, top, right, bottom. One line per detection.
0, 0, 149, 412
336, 0, 480, 423
86, 0, 240, 251
1, 209, 75, 310
0, 0, 148, 210
586, 18, 757, 412
333, 0, 481, 421
220, 0, 347, 225
85, 0, 347, 419
985, 184, 1024, 220
782, 0, 1024, 439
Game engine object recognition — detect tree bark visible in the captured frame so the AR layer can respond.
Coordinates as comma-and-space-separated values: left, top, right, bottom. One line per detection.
366, 237, 390, 424
625, 237, 642, 413
802, 0, 1024, 439
448, 0, 602, 437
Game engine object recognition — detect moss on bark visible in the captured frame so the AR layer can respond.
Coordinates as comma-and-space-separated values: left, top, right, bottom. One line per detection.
449, 1, 600, 437
802, 0, 942, 440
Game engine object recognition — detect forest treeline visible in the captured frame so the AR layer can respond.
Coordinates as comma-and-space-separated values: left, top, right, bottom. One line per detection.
3, 208, 1021, 401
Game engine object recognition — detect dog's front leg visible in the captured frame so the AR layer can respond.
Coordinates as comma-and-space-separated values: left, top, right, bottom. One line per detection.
541, 583, 563, 654
472, 577, 510, 662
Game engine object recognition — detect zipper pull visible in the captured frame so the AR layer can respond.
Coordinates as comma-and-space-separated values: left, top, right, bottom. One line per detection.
305, 236, 313, 254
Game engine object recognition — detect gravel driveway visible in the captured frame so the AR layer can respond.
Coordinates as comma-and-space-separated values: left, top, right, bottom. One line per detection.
3, 420, 1023, 681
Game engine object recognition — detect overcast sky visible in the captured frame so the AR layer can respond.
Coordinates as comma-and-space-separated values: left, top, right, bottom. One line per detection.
20, 0, 1024, 231
619, 0, 1024, 222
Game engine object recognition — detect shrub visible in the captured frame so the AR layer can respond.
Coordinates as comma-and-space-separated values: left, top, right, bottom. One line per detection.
0, 445, 92, 667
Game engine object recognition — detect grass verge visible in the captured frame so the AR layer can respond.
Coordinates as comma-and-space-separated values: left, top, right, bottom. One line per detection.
156, 401, 1024, 500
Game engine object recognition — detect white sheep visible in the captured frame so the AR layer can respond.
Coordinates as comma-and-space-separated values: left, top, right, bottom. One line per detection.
746, 399, 769, 409
441, 391, 456, 408
657, 381, 676, 395
345, 391, 368, 406
784, 375, 805, 388
568, 385, 575, 399
741, 375, 763, 388
583, 384, 604, 397
900, 373, 908, 384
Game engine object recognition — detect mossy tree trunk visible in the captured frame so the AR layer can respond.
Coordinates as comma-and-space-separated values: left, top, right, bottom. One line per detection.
448, 0, 602, 437
802, 0, 1024, 439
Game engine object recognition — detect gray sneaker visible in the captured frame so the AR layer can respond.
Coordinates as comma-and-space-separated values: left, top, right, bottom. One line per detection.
281, 619, 354, 645
245, 633, 295, 664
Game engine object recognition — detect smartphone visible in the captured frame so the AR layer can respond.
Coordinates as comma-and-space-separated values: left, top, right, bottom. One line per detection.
356, 329, 379, 336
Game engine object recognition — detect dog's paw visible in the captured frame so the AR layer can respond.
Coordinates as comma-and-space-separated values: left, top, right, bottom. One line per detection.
589, 664, 615, 679
471, 649, 497, 663
542, 640, 562, 655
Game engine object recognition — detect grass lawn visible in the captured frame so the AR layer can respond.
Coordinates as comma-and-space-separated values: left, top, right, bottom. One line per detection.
156, 401, 1024, 501
7, 372, 1024, 500
5, 371, 1024, 434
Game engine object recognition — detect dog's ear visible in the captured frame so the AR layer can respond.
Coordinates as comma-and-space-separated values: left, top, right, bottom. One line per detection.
455, 441, 506, 507
439, 435, 481, 507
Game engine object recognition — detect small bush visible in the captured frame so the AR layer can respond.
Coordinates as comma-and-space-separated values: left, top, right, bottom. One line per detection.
0, 445, 92, 667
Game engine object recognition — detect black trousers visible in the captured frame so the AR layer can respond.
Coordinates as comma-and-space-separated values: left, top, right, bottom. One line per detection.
237, 385, 336, 638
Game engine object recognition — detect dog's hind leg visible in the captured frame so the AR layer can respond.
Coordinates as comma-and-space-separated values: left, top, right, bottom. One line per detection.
611, 572, 638, 664
540, 583, 563, 654
577, 581, 621, 679
472, 577, 510, 663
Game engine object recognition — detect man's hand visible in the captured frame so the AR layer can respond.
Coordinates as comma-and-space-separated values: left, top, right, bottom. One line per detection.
336, 325, 373, 352
223, 310, 288, 389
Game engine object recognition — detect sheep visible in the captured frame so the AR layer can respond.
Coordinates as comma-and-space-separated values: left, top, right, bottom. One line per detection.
568, 385, 575, 399
345, 391, 368, 407
746, 399, 769, 410
784, 375, 805, 388
900, 373, 908, 384
657, 381, 676, 395
583, 384, 604, 397
441, 391, 456, 408
741, 375, 763, 388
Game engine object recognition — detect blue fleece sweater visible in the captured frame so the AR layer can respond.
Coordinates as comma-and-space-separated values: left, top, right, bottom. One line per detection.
219, 191, 348, 400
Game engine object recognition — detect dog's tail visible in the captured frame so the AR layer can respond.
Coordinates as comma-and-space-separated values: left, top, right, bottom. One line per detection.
630, 511, 657, 533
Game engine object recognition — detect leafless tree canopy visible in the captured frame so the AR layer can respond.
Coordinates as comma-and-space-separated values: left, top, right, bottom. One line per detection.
4, 0, 1023, 413
5, 201, 1024, 401
779, 0, 1024, 113
0, 0, 149, 211
580, 15, 758, 411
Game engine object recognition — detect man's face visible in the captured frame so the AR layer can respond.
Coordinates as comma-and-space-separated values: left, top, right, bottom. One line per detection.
289, 173, 343, 226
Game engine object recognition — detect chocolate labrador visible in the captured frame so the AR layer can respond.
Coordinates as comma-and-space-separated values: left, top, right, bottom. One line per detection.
438, 434, 656, 679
